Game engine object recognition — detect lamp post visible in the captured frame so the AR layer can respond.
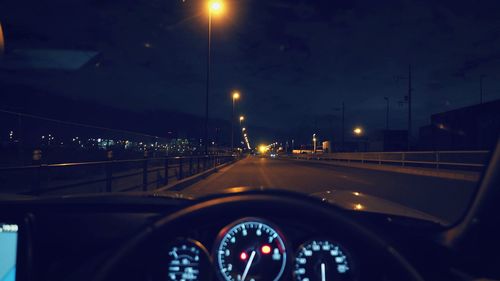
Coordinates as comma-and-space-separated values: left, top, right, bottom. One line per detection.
353, 127, 364, 152
332, 102, 345, 151
312, 134, 317, 154
204, 1, 224, 155
238, 115, 245, 149
480, 75, 486, 104
231, 91, 240, 151
395, 64, 412, 150
384, 97, 389, 130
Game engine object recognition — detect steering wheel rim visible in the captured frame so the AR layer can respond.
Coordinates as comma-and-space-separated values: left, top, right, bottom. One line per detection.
92, 191, 426, 281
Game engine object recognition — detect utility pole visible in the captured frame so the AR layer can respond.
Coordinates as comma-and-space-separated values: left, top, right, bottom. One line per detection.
204, 14, 212, 155
332, 102, 345, 151
341, 102, 345, 151
407, 64, 412, 150
480, 75, 486, 104
394, 65, 412, 150
384, 97, 389, 130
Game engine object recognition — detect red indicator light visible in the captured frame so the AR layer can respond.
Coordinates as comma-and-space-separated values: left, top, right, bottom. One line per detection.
261, 245, 271, 254
240, 252, 247, 260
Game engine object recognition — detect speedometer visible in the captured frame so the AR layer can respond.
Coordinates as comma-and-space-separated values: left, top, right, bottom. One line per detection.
294, 239, 356, 281
214, 218, 288, 281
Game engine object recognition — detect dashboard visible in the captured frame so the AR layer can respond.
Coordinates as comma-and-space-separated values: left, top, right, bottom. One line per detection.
0, 191, 480, 281
158, 217, 357, 281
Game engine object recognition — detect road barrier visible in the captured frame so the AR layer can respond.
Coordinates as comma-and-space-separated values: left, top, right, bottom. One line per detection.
0, 155, 238, 195
287, 150, 490, 171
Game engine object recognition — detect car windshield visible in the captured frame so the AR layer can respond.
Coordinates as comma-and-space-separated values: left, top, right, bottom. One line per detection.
1, 0, 499, 226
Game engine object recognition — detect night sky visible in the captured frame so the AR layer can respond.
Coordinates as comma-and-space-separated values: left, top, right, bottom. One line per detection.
2, 0, 500, 143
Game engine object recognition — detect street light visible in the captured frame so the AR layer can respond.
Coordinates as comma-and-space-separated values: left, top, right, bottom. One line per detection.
353, 127, 363, 136
312, 133, 317, 154
237, 115, 245, 149
208, 0, 224, 14
353, 127, 365, 152
231, 91, 240, 151
204, 0, 225, 155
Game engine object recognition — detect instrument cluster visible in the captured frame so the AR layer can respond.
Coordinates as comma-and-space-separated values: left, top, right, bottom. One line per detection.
162, 217, 358, 281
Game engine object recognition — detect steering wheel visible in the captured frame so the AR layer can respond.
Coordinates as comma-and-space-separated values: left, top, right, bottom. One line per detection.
91, 190, 425, 281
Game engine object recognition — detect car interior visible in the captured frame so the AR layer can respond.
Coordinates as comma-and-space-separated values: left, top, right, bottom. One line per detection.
1, 139, 499, 281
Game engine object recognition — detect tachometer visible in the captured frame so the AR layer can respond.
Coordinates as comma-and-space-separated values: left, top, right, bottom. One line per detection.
294, 239, 356, 281
166, 239, 211, 281
214, 218, 288, 281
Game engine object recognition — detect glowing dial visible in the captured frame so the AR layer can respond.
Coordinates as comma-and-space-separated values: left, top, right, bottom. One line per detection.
214, 218, 288, 281
166, 239, 211, 281
294, 240, 355, 281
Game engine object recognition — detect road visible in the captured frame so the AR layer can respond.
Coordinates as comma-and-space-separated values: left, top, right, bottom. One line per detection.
183, 156, 477, 223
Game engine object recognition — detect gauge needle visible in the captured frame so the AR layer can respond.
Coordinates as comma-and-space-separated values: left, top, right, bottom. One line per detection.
241, 250, 256, 281
321, 263, 326, 281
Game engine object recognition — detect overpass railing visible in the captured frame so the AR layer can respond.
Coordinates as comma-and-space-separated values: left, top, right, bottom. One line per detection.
287, 151, 490, 170
0, 154, 237, 195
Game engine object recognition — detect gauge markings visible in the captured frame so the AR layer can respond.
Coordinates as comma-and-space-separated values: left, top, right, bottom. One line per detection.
294, 240, 354, 281
214, 218, 288, 281
166, 239, 210, 281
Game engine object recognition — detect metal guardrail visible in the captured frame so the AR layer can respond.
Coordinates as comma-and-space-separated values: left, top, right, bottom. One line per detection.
288, 150, 490, 170
0, 155, 237, 195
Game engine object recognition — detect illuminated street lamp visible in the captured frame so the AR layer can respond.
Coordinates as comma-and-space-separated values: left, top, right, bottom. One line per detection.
209, 0, 224, 14
237, 115, 245, 149
231, 91, 240, 151
353, 127, 366, 152
312, 133, 317, 154
242, 127, 246, 131
353, 127, 363, 136
204, 0, 225, 155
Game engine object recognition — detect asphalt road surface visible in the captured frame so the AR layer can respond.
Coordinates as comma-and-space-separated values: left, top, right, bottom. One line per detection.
183, 156, 478, 223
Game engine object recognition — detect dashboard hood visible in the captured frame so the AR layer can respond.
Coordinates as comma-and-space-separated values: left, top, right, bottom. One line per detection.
311, 190, 447, 225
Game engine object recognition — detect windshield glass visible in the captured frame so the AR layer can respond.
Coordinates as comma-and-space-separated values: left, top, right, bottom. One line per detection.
1, 0, 499, 225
